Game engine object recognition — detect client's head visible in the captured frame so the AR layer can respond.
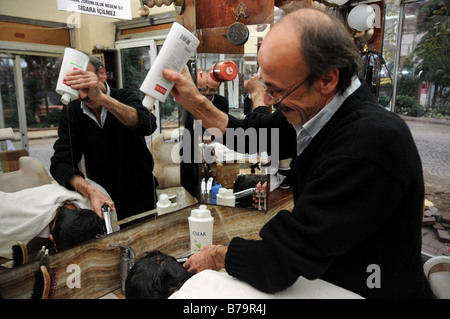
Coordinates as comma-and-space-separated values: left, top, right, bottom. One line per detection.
125, 250, 190, 299
49, 206, 104, 251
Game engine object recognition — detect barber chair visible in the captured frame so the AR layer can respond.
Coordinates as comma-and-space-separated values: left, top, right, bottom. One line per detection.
0, 156, 51, 192
149, 130, 181, 189
423, 255, 450, 299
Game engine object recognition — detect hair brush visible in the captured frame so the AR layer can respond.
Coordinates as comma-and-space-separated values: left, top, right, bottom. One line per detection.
11, 241, 28, 267
31, 265, 51, 299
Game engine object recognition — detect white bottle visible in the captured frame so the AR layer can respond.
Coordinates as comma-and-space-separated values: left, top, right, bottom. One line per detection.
157, 193, 172, 216
216, 188, 236, 207
139, 22, 200, 108
56, 48, 89, 105
188, 205, 214, 254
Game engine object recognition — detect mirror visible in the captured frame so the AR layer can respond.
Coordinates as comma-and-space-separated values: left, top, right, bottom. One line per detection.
0, 19, 281, 267
178, 23, 288, 211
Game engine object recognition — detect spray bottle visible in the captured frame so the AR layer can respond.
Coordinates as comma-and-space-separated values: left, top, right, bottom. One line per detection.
56, 48, 89, 105
139, 22, 200, 108
188, 205, 214, 254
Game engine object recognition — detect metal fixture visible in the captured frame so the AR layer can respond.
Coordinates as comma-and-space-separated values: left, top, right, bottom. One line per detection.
110, 243, 136, 292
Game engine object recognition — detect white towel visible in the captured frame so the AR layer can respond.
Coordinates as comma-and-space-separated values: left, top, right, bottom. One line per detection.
169, 269, 363, 299
0, 184, 90, 258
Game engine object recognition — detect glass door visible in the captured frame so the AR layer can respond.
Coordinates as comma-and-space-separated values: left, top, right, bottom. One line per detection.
0, 53, 61, 175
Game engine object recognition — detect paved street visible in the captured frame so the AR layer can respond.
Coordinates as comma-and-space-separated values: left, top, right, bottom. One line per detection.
405, 119, 450, 192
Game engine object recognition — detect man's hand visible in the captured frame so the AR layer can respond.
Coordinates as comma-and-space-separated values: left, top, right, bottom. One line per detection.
64, 69, 103, 102
69, 174, 115, 218
163, 67, 229, 133
163, 66, 202, 108
252, 181, 267, 209
183, 245, 227, 275
244, 74, 266, 111
88, 187, 115, 218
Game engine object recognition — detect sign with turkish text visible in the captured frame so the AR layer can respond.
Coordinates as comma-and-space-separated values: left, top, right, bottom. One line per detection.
56, 0, 132, 20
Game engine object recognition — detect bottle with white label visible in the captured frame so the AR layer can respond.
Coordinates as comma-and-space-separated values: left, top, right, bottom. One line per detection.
56, 48, 89, 105
216, 188, 236, 207
156, 193, 172, 216
139, 22, 200, 108
188, 205, 214, 254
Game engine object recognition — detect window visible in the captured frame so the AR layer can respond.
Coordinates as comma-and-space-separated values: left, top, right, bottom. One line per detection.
384, 0, 450, 254
117, 35, 180, 136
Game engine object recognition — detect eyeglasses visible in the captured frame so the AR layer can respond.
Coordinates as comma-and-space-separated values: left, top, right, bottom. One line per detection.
258, 71, 310, 104
198, 88, 217, 94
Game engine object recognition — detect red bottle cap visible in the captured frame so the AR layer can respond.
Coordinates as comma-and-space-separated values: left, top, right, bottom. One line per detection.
209, 61, 238, 82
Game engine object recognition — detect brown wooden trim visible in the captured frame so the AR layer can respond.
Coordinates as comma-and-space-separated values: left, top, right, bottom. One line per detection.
0, 21, 70, 47
120, 22, 173, 36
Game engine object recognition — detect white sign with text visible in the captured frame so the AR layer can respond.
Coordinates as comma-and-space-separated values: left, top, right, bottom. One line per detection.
57, 0, 132, 20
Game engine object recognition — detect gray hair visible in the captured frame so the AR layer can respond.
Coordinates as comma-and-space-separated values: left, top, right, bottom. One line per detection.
281, 9, 360, 94
88, 54, 104, 74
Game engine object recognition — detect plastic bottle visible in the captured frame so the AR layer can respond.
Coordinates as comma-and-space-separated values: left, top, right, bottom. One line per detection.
176, 188, 188, 210
56, 48, 89, 105
216, 188, 236, 207
139, 22, 200, 108
211, 182, 222, 204
209, 60, 238, 82
188, 205, 214, 253
157, 193, 172, 215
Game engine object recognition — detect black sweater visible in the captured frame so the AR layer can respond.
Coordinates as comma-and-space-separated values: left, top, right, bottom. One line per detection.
50, 88, 158, 219
225, 83, 432, 298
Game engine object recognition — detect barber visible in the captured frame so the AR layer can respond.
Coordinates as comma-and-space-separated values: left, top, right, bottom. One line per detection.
163, 8, 432, 298
51, 55, 158, 220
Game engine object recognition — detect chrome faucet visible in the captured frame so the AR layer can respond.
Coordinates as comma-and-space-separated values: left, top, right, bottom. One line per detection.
110, 243, 135, 292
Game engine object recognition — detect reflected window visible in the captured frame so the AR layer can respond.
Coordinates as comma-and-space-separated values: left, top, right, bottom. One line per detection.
0, 55, 18, 150
390, 0, 449, 117
120, 44, 179, 134
0, 54, 60, 159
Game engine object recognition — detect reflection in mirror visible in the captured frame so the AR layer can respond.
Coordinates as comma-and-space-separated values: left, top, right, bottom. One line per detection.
118, 45, 196, 227
179, 24, 289, 211
0, 24, 276, 266
0, 45, 198, 265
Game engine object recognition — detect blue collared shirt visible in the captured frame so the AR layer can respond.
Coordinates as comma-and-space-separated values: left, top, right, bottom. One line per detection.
293, 77, 361, 156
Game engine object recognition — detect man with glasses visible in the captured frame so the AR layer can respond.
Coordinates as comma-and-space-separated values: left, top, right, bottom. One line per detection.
197, 68, 229, 114
50, 55, 158, 220
164, 7, 432, 298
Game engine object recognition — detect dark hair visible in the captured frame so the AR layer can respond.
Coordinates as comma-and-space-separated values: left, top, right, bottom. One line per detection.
282, 8, 360, 94
51, 206, 104, 251
125, 250, 190, 299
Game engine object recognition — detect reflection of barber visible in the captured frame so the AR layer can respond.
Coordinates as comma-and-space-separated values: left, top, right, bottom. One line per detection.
197, 69, 229, 113
164, 8, 432, 298
180, 69, 229, 197
50, 55, 158, 220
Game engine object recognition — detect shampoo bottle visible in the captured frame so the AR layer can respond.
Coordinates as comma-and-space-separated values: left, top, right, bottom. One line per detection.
188, 205, 214, 254
156, 193, 172, 216
139, 22, 200, 108
216, 188, 236, 207
56, 48, 89, 105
